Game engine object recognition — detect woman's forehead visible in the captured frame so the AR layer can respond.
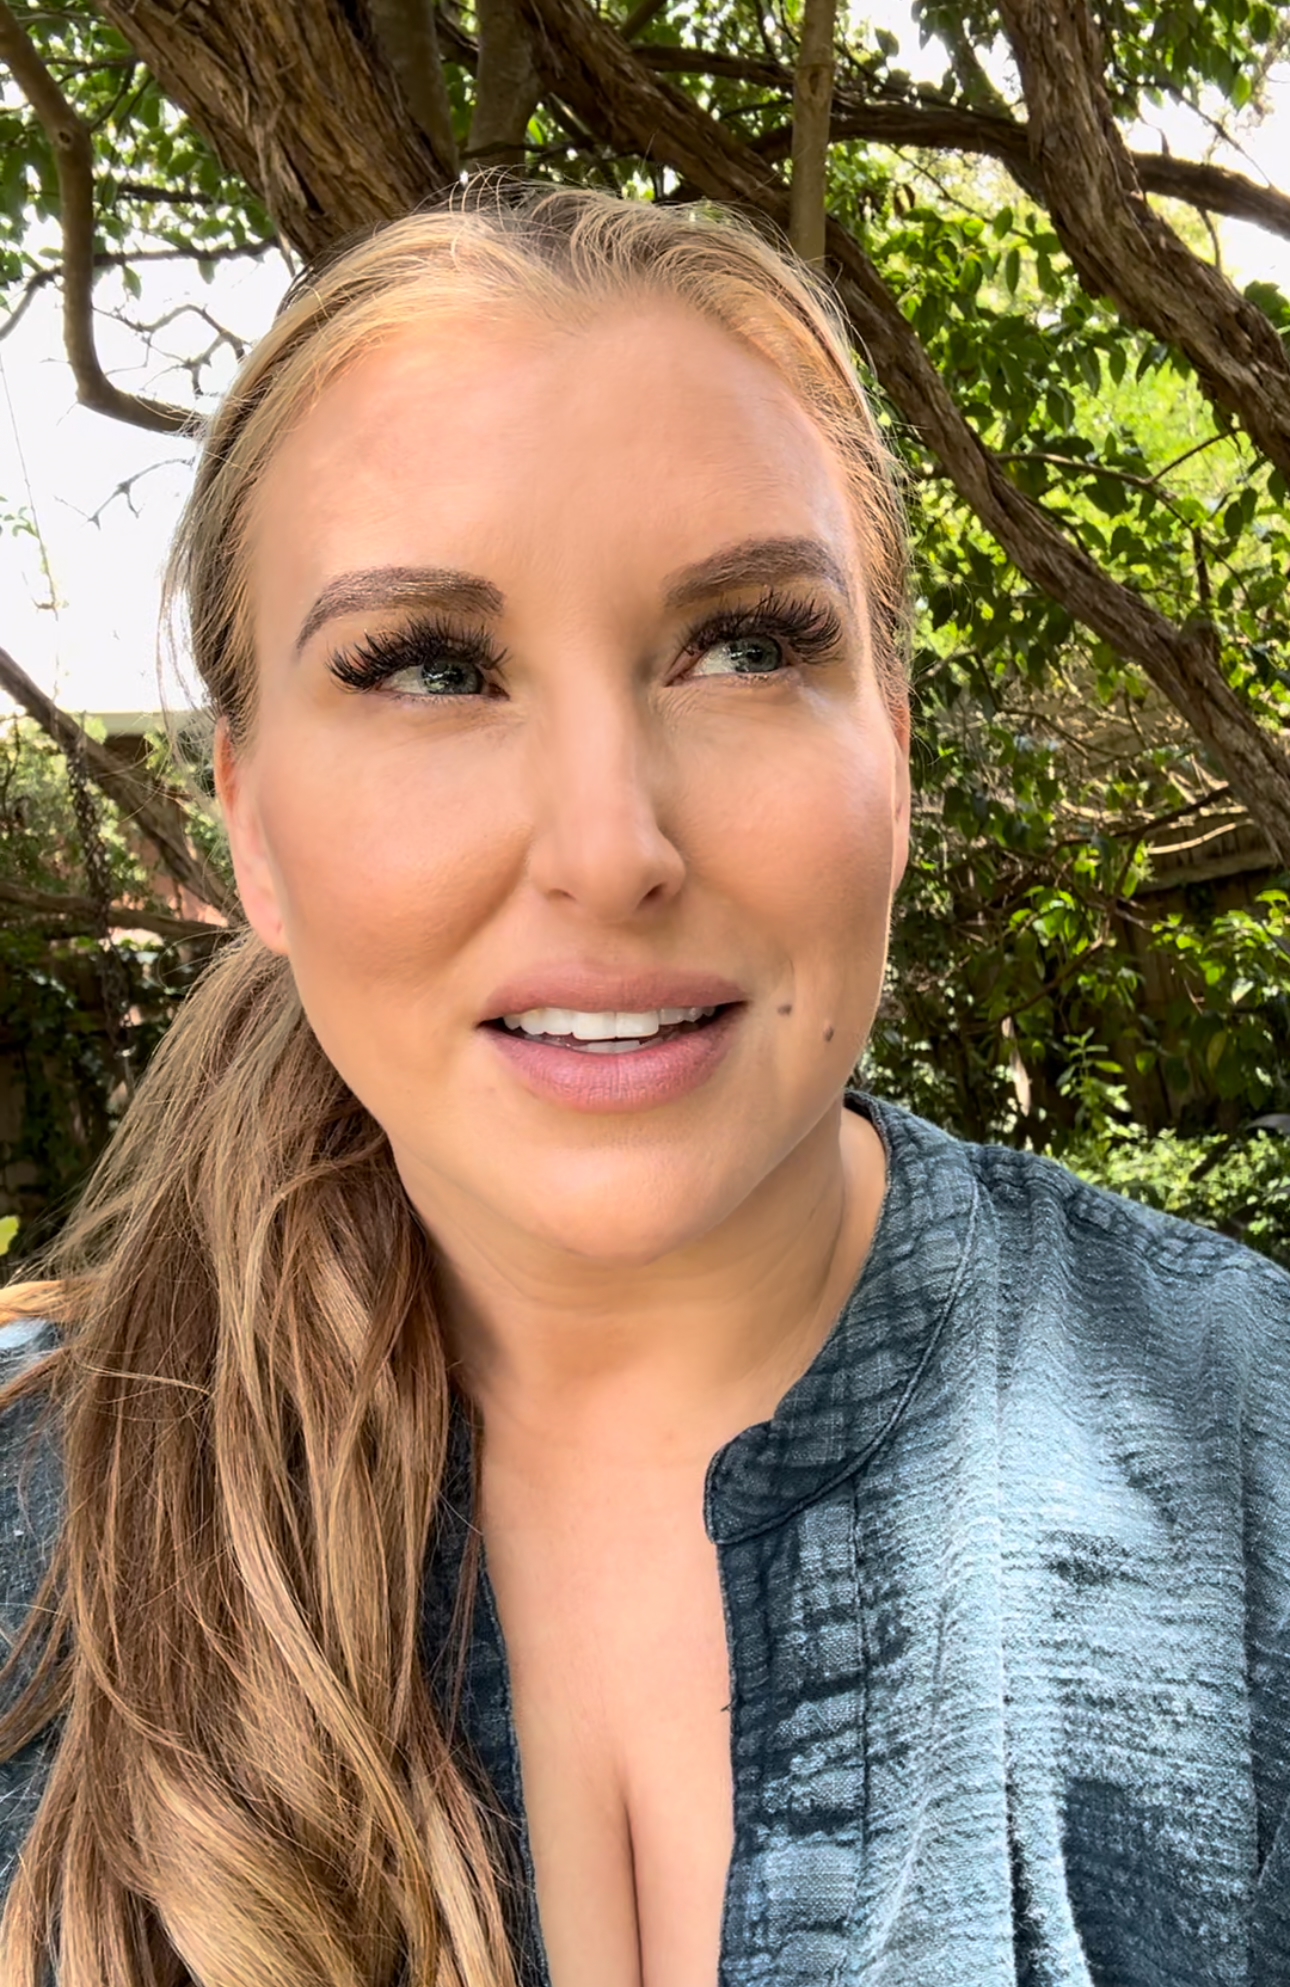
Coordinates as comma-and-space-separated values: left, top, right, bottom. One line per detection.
248, 302, 862, 627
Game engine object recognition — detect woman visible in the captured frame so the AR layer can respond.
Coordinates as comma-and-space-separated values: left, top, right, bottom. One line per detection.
0, 183, 1286, 1987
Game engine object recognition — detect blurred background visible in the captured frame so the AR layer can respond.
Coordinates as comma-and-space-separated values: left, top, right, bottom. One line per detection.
2, 0, 1288, 1264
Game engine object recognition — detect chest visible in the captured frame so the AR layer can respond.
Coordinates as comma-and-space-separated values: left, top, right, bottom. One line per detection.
449, 1369, 1259, 1987
480, 1476, 734, 1987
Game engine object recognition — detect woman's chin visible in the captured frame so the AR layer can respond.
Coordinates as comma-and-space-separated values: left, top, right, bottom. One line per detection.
498, 1174, 741, 1271
422, 1139, 761, 1271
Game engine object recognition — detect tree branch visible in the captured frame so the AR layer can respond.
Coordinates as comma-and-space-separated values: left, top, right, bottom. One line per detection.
620, 0, 670, 39
107, 178, 231, 205
789, 0, 838, 266
518, 0, 1290, 867
996, 0, 1290, 480
1, 240, 277, 347
0, 262, 54, 344
467, 0, 541, 168
0, 647, 237, 918
0, 0, 191, 435
0, 877, 223, 943
935, 12, 1013, 117
369, 0, 460, 176
640, 47, 1290, 245
435, 7, 479, 72
824, 218, 1290, 864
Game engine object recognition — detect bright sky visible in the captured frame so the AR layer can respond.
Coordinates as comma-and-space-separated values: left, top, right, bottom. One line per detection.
1, 5, 1288, 717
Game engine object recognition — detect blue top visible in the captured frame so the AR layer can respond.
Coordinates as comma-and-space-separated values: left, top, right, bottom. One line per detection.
4, 1092, 1290, 1984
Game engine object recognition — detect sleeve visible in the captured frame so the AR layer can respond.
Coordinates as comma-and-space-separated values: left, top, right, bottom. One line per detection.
1240, 1257, 1290, 1980
0, 1320, 65, 1904
0, 1321, 64, 1639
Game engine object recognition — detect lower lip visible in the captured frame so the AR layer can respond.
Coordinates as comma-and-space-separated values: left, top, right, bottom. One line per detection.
481, 1007, 742, 1112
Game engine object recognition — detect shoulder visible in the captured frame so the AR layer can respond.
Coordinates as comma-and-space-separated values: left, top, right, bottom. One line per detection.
862, 1094, 1290, 1407
0, 1315, 63, 1385
866, 1093, 1288, 1298
0, 1319, 65, 1902
972, 1131, 1283, 1287
0, 1319, 65, 1629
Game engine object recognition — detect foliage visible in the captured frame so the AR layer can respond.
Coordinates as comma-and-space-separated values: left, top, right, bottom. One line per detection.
0, 0, 274, 297
831, 152, 1290, 1144
0, 716, 225, 1252
0, 916, 211, 1261
4, 717, 142, 897
0, 0, 1287, 1237
1063, 1122, 1290, 1270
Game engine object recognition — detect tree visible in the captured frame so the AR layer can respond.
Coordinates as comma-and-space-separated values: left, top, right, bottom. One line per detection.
1, 0, 1288, 1254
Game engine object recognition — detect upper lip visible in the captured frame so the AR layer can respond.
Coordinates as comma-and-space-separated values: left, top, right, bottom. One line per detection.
481, 969, 746, 1021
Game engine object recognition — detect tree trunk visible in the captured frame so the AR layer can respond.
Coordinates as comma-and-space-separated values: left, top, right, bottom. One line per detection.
95, 0, 450, 257
997, 0, 1290, 481
369, 0, 459, 177
788, 0, 837, 266
469, 0, 541, 168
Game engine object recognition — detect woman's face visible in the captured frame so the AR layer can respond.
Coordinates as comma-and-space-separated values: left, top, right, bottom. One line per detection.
220, 299, 910, 1265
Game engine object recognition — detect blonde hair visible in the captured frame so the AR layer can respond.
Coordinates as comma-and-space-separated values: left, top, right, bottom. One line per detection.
0, 183, 908, 1987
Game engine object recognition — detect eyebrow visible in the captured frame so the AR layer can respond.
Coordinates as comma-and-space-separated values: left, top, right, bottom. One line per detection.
293, 535, 853, 654
294, 566, 505, 653
661, 535, 855, 613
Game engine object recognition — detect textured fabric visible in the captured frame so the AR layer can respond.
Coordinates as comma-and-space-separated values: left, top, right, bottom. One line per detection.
4, 1095, 1290, 1986
0, 1318, 65, 1907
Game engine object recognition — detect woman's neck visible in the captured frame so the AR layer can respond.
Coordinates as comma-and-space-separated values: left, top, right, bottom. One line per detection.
408, 1103, 888, 1477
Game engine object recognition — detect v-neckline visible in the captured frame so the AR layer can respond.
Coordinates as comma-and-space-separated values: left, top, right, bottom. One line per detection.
420, 1092, 973, 1985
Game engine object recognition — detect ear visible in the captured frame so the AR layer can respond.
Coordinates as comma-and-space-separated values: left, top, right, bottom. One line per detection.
214, 718, 289, 955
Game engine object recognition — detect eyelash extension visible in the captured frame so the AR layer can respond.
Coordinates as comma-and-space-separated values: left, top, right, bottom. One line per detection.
327, 586, 846, 696
328, 614, 506, 692
679, 586, 846, 673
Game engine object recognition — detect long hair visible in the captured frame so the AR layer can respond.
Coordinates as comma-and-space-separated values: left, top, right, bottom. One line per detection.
0, 182, 908, 1986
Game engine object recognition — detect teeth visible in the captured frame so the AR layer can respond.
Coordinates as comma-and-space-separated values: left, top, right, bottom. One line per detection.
499, 1004, 716, 1039
571, 1012, 621, 1041
616, 1011, 661, 1037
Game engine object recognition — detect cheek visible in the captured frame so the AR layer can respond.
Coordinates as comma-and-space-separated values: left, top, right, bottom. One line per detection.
252, 726, 519, 1019
697, 715, 900, 980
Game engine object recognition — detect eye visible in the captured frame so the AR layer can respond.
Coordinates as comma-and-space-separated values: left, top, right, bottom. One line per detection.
386, 657, 489, 698
328, 616, 503, 699
680, 588, 846, 685
692, 631, 787, 678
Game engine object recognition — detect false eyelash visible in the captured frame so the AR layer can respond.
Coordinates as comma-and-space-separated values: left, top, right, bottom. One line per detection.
328, 614, 506, 692
680, 586, 846, 670
327, 586, 846, 697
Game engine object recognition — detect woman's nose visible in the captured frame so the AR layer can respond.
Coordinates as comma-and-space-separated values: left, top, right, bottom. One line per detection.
523, 685, 686, 923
